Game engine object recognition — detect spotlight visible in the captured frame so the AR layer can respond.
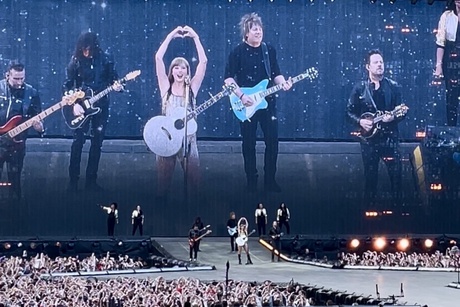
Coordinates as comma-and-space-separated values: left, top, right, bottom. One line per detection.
350, 239, 360, 249
374, 237, 386, 251
3, 243, 11, 250
424, 239, 434, 249
17, 243, 22, 248
370, 0, 377, 3
397, 238, 410, 251
389, 0, 396, 3
30, 242, 37, 250
117, 241, 123, 246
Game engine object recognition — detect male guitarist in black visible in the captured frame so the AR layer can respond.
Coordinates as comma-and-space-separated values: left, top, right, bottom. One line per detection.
63, 32, 122, 192
347, 49, 406, 208
0, 62, 43, 198
224, 13, 292, 193
188, 224, 201, 262
268, 221, 282, 262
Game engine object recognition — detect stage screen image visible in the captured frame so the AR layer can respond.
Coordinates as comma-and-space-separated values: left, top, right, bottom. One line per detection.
0, 0, 457, 238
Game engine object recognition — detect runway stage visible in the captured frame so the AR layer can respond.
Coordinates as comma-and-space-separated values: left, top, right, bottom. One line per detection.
0, 139, 458, 237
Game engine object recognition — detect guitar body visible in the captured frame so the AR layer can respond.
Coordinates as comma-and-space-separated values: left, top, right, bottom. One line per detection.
0, 116, 24, 159
143, 107, 197, 157
235, 236, 248, 247
229, 79, 269, 122
358, 111, 381, 140
228, 227, 237, 236
62, 88, 102, 129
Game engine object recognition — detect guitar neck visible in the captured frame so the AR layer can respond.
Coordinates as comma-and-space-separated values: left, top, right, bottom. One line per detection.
87, 76, 126, 105
259, 74, 306, 99
7, 99, 68, 138
185, 91, 227, 121
372, 109, 398, 124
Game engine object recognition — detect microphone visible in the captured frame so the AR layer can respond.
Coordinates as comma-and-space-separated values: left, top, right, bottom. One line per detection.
184, 75, 191, 85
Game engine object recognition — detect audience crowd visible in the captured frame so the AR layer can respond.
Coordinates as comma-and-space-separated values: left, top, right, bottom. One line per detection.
339, 248, 460, 268
0, 254, 317, 307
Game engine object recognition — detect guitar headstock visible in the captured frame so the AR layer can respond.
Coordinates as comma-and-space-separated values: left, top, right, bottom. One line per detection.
205, 230, 212, 235
63, 89, 85, 105
302, 67, 319, 81
124, 70, 141, 81
394, 104, 409, 118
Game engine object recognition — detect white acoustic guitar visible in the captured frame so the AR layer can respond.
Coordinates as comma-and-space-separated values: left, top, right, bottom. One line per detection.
143, 84, 235, 157
236, 229, 256, 247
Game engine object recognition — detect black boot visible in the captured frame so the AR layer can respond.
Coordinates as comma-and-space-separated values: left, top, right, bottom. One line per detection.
246, 254, 253, 265
238, 254, 242, 265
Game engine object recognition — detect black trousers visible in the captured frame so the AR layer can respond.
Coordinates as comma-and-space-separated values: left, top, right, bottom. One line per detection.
132, 222, 143, 236
69, 106, 108, 182
107, 218, 116, 236
444, 45, 460, 126
271, 239, 281, 260
240, 108, 278, 183
230, 234, 238, 251
360, 137, 402, 203
278, 219, 290, 235
257, 220, 266, 236
0, 144, 25, 198
189, 241, 199, 259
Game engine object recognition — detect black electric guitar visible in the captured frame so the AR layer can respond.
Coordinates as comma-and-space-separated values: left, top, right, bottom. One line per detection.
355, 104, 408, 140
62, 70, 141, 129
0, 90, 84, 159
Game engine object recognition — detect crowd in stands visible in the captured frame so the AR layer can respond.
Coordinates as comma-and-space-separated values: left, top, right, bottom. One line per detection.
339, 247, 460, 268
0, 254, 318, 307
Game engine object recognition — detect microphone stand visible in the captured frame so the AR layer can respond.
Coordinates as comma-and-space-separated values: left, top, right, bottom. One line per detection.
183, 77, 191, 206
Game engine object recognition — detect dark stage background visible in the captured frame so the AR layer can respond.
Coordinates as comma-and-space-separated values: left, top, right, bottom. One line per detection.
0, 0, 449, 138
0, 0, 458, 238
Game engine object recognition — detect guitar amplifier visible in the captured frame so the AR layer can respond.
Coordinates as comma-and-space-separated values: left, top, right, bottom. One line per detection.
412, 126, 460, 203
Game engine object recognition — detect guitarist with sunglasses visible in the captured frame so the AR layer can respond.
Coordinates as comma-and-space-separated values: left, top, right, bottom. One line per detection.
0, 62, 43, 199
63, 32, 123, 193
347, 49, 407, 208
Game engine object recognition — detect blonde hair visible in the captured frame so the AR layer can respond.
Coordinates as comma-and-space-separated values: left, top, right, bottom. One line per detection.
239, 13, 263, 41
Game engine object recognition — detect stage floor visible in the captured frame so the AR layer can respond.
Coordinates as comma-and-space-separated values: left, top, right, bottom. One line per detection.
148, 237, 457, 307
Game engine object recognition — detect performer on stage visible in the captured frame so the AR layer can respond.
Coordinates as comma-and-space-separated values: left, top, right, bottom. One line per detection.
100, 202, 118, 236
188, 224, 201, 262
268, 221, 282, 262
0, 62, 43, 199
226, 211, 238, 252
224, 13, 292, 193
255, 203, 267, 236
434, 0, 460, 126
131, 205, 144, 236
276, 203, 290, 235
347, 49, 406, 207
236, 217, 253, 265
154, 26, 207, 199
64, 32, 123, 192
192, 216, 205, 251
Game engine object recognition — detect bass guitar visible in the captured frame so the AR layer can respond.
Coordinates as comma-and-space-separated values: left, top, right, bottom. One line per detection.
0, 90, 84, 158
143, 84, 235, 157
355, 104, 408, 140
189, 229, 212, 247
62, 70, 141, 129
229, 67, 318, 122
236, 229, 256, 247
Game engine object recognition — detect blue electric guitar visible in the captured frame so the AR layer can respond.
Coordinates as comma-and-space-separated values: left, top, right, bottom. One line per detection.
229, 67, 318, 122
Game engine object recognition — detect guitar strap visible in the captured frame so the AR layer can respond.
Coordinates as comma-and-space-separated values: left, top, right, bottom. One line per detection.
261, 42, 271, 81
